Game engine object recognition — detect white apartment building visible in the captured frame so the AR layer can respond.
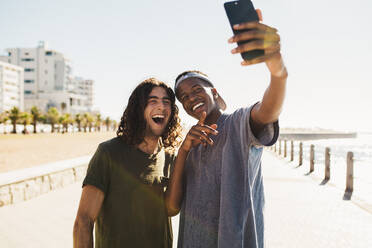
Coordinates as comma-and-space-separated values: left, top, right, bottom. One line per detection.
69, 77, 94, 112
0, 61, 24, 112
1, 41, 94, 114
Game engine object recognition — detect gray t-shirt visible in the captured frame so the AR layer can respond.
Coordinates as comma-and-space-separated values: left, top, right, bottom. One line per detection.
177, 106, 279, 248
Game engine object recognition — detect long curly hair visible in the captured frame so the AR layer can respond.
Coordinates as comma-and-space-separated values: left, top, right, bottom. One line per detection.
117, 78, 182, 150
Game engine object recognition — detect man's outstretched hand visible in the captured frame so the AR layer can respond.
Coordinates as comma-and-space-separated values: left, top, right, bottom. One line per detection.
228, 10, 287, 78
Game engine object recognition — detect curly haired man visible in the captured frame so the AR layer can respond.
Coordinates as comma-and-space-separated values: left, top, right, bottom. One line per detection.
73, 78, 182, 248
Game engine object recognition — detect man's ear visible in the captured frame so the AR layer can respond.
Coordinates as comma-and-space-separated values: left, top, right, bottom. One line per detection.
211, 88, 218, 98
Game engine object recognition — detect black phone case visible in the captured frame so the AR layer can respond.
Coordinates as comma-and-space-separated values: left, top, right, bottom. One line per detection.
224, 0, 264, 61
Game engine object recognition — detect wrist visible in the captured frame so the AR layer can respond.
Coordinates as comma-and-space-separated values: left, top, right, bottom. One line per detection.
179, 143, 191, 154
268, 53, 288, 79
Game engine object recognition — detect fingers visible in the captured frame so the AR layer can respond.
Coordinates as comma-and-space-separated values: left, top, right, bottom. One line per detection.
186, 123, 218, 147
232, 22, 277, 33
231, 40, 280, 55
228, 29, 280, 44
240, 51, 281, 66
228, 21, 281, 65
210, 124, 218, 130
188, 129, 214, 146
195, 125, 218, 138
191, 124, 218, 138
256, 9, 263, 22
186, 112, 219, 147
197, 111, 206, 125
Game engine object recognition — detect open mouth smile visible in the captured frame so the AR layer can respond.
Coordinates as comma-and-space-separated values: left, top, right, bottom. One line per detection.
192, 102, 204, 112
152, 114, 166, 125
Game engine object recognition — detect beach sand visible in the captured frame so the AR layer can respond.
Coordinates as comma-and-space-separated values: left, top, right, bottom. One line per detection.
0, 132, 116, 173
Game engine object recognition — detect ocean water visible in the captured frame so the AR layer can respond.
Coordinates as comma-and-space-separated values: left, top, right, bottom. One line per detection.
300, 133, 372, 164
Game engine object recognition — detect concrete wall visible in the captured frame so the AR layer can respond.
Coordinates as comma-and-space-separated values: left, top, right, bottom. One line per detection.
0, 156, 90, 207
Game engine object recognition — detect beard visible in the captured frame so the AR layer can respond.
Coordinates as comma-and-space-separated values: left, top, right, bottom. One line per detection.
144, 121, 167, 138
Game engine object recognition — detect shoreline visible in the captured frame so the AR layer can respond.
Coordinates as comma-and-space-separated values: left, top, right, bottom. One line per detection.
279, 132, 357, 141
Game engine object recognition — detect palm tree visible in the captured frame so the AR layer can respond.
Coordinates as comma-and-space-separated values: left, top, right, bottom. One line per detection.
30, 106, 42, 134
0, 111, 10, 134
9, 107, 21, 134
47, 107, 60, 133
95, 113, 102, 132
112, 120, 118, 132
75, 114, 83, 132
60, 113, 73, 133
104, 117, 111, 132
61, 102, 67, 114
39, 114, 47, 132
65, 113, 74, 133
58, 115, 65, 133
83, 113, 94, 132
20, 112, 32, 134
81, 115, 88, 133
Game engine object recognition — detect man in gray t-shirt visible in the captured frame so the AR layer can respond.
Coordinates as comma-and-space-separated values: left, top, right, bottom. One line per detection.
177, 107, 278, 248
164, 14, 287, 248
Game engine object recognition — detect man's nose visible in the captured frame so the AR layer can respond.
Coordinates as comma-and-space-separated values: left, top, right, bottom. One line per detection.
157, 102, 166, 110
189, 91, 198, 102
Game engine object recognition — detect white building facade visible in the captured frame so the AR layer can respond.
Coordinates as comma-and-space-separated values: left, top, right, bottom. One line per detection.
0, 61, 24, 112
1, 42, 94, 114
71, 77, 94, 112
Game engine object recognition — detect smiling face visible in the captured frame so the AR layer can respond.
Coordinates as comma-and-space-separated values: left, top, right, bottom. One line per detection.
144, 86, 172, 137
176, 78, 219, 121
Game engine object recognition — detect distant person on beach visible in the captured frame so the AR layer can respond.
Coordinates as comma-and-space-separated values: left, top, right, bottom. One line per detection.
73, 78, 182, 248
165, 10, 288, 248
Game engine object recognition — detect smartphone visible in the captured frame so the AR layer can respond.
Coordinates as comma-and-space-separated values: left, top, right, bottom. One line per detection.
224, 0, 264, 61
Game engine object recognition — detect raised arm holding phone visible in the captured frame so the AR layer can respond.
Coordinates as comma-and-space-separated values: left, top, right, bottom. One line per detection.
165, 1, 287, 247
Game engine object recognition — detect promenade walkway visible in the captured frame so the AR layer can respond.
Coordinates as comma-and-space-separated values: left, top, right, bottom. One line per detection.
263, 152, 372, 247
0, 151, 371, 247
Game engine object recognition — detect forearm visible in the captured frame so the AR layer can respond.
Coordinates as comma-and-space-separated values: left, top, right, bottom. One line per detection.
73, 217, 94, 248
165, 147, 189, 216
255, 67, 288, 124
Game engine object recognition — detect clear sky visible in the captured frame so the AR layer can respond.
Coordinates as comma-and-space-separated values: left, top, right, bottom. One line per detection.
1, 0, 371, 132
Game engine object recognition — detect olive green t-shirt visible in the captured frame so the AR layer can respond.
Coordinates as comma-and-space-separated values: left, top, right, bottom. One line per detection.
83, 137, 174, 248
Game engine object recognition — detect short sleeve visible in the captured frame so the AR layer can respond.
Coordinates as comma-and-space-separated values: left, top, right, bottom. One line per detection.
82, 144, 111, 195
248, 104, 279, 147
165, 152, 176, 177
233, 105, 279, 147
162, 151, 176, 188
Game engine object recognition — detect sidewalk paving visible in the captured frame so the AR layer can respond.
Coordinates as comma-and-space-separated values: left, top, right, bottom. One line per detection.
0, 151, 371, 247
263, 151, 372, 248
0, 181, 180, 248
